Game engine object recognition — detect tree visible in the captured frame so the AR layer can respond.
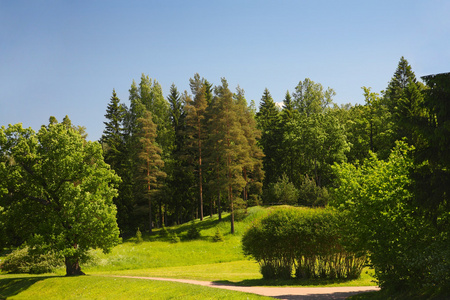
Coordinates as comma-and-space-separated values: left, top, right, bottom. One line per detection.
210, 78, 249, 233
101, 89, 126, 167
100, 90, 131, 231
137, 110, 166, 233
383, 57, 425, 148
185, 74, 209, 221
0, 122, 120, 276
283, 112, 349, 188
412, 72, 450, 228
332, 142, 449, 291
256, 88, 282, 188
234, 86, 264, 206
292, 78, 335, 116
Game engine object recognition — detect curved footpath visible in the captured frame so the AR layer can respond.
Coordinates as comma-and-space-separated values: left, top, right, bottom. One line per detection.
108, 275, 380, 300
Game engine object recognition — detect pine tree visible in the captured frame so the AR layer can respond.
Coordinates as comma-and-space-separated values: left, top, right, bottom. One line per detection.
234, 86, 264, 206
185, 75, 209, 221
137, 110, 166, 233
210, 78, 248, 233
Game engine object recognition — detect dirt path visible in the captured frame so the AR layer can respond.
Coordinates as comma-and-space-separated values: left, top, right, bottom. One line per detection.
109, 275, 380, 299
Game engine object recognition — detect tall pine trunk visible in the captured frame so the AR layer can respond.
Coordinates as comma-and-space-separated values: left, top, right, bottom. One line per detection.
198, 123, 204, 221
147, 160, 153, 233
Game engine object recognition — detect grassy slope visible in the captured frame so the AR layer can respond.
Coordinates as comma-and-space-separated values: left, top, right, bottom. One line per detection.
0, 206, 377, 299
0, 274, 271, 300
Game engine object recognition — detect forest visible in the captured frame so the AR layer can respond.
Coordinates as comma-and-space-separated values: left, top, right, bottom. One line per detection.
1, 57, 449, 295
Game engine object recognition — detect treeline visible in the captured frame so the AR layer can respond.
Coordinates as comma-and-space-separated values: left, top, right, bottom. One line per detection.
102, 57, 428, 235
100, 75, 263, 234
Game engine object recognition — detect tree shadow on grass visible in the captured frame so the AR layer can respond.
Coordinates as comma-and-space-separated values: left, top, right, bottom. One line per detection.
0, 275, 61, 299
213, 277, 359, 287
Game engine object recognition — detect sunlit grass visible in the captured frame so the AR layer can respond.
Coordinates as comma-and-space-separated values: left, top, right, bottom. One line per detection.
0, 274, 271, 299
0, 206, 377, 299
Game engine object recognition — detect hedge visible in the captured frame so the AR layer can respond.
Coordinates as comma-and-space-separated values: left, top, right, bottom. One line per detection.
242, 206, 365, 280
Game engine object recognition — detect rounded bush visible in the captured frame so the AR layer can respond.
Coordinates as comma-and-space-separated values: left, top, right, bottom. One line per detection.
0, 246, 62, 274
242, 206, 365, 280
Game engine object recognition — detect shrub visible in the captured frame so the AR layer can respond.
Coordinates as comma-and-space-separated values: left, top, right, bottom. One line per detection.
212, 227, 224, 242
0, 245, 62, 274
263, 174, 299, 205
332, 142, 450, 291
160, 226, 170, 238
169, 232, 180, 243
242, 206, 364, 280
186, 221, 201, 240
135, 227, 143, 244
297, 175, 330, 206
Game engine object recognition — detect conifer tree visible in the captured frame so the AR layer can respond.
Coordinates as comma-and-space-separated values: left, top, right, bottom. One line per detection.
383, 57, 425, 147
185, 74, 209, 221
101, 89, 126, 168
211, 78, 248, 233
137, 110, 166, 233
100, 90, 131, 231
234, 86, 264, 205
256, 88, 282, 188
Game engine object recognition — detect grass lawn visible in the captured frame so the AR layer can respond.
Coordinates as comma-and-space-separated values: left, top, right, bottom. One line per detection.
0, 274, 271, 300
0, 206, 378, 299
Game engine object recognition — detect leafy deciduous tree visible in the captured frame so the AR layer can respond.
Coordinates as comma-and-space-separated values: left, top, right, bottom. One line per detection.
0, 122, 120, 276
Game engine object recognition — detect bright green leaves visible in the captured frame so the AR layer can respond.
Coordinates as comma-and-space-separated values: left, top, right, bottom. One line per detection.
331, 142, 449, 289
0, 121, 121, 274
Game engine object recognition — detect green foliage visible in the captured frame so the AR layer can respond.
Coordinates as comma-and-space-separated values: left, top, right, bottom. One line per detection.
263, 174, 299, 205
297, 175, 330, 206
169, 232, 180, 243
0, 246, 62, 274
212, 227, 224, 242
186, 221, 201, 240
331, 142, 449, 291
0, 122, 121, 275
292, 78, 335, 116
160, 225, 169, 238
135, 228, 143, 244
256, 88, 282, 187
242, 206, 364, 280
283, 112, 349, 188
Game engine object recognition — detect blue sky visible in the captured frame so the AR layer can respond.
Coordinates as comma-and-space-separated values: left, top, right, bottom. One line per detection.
1, 0, 449, 141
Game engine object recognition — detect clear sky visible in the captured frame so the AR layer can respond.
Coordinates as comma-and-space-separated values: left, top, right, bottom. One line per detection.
1, 0, 449, 141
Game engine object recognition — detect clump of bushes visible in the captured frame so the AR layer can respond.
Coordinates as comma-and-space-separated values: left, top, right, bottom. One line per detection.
0, 245, 63, 274
297, 175, 330, 206
242, 206, 365, 280
263, 174, 299, 205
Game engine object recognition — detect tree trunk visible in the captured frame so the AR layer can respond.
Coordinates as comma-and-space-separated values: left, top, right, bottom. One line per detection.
65, 256, 85, 276
218, 190, 222, 221
198, 121, 204, 221
230, 185, 235, 234
243, 167, 248, 202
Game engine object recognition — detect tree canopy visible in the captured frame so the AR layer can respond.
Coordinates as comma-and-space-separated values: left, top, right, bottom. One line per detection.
0, 120, 120, 275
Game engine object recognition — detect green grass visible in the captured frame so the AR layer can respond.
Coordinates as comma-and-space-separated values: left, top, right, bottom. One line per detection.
0, 206, 378, 299
0, 274, 271, 299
